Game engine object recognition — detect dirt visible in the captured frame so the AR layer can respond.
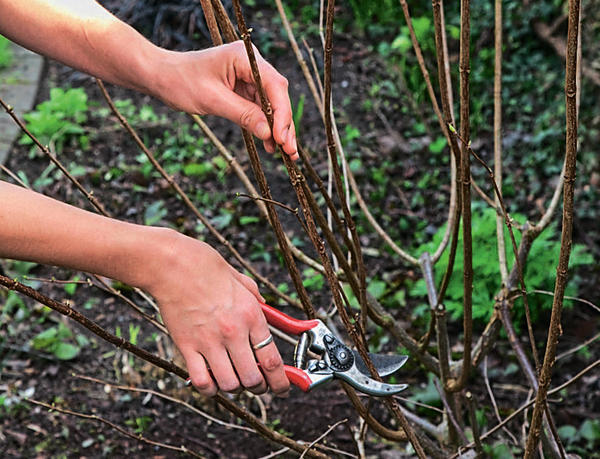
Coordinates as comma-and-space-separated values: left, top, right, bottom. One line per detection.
1, 3, 599, 458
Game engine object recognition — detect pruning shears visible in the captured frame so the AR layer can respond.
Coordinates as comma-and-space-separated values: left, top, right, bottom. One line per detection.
186, 303, 408, 396
259, 303, 408, 396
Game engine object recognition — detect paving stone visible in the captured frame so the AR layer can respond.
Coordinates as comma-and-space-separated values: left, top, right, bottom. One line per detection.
0, 41, 44, 165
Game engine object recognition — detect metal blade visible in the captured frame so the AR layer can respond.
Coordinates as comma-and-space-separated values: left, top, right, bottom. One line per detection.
336, 366, 409, 396
353, 352, 408, 377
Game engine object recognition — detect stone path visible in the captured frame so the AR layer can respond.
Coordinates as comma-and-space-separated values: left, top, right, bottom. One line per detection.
0, 41, 44, 165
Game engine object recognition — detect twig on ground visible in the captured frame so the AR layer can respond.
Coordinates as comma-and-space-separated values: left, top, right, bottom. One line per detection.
73, 373, 253, 432
299, 418, 348, 459
27, 398, 205, 458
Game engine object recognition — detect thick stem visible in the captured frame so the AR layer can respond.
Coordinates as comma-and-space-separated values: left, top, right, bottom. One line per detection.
446, 0, 473, 394
524, 0, 581, 455
0, 274, 327, 458
494, 0, 508, 282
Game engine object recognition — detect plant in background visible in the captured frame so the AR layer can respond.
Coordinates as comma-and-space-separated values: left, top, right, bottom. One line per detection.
410, 206, 593, 326
20, 87, 89, 154
0, 35, 13, 70
31, 322, 88, 361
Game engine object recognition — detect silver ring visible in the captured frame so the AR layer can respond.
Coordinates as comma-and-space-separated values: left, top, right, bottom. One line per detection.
252, 334, 273, 351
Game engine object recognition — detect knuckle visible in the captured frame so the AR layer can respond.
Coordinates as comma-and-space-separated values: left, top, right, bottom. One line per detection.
241, 371, 264, 389
239, 107, 257, 131
219, 321, 240, 340
279, 76, 289, 89
219, 380, 241, 393
190, 375, 213, 392
272, 379, 291, 394
261, 354, 283, 373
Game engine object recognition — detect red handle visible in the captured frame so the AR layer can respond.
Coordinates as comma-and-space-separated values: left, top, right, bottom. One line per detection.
284, 365, 312, 392
260, 302, 320, 336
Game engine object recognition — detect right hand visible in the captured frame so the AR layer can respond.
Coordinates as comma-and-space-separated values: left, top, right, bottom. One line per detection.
145, 230, 290, 397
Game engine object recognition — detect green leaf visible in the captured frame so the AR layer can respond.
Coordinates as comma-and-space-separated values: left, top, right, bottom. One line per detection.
558, 425, 578, 445
144, 200, 167, 226
53, 342, 80, 360
64, 275, 80, 296
429, 136, 447, 154
239, 216, 260, 225
367, 280, 387, 300
32, 327, 58, 350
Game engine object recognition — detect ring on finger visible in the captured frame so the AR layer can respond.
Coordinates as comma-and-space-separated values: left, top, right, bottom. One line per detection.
252, 334, 273, 351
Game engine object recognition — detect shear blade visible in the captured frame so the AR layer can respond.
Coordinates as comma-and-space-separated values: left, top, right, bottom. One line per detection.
353, 352, 408, 377
338, 366, 408, 396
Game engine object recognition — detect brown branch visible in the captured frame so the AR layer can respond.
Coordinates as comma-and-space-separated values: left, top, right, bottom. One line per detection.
191, 115, 323, 282
398, 0, 458, 265
73, 373, 253, 432
494, 0, 508, 282
198, 0, 222, 45
0, 97, 108, 215
525, 0, 581, 455
96, 80, 305, 310
320, 0, 369, 336
27, 399, 205, 458
445, 0, 473, 394
532, 17, 600, 87
0, 273, 327, 457
299, 419, 348, 459
431, 0, 464, 310
452, 358, 600, 457
465, 392, 484, 457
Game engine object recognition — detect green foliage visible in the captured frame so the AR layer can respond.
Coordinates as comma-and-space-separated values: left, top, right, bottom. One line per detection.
302, 268, 325, 291
410, 207, 593, 326
126, 415, 152, 434
559, 419, 600, 454
0, 35, 14, 69
21, 87, 89, 152
31, 322, 86, 360
144, 200, 167, 226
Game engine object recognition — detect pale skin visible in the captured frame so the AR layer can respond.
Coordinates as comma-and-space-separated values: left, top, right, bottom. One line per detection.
0, 0, 297, 397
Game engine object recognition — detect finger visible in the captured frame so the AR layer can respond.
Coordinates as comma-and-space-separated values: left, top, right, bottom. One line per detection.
263, 138, 275, 154
250, 328, 290, 396
259, 65, 297, 158
182, 350, 218, 397
204, 347, 241, 394
227, 338, 267, 394
234, 272, 265, 303
283, 122, 299, 161
211, 91, 272, 144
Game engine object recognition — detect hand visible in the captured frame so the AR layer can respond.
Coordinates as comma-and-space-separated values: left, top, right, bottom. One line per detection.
146, 230, 290, 397
155, 41, 298, 160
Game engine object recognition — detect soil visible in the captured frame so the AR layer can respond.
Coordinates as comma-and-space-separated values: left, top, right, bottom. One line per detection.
1, 3, 599, 458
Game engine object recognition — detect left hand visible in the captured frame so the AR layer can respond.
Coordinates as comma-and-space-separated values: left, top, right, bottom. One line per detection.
154, 41, 298, 160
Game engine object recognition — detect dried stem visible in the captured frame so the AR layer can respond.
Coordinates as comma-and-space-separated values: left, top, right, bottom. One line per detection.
494, 0, 508, 282
524, 0, 581, 455
453, 358, 600, 457
73, 373, 253, 432
27, 399, 205, 458
465, 392, 484, 457
191, 114, 323, 280
0, 273, 326, 458
96, 79, 303, 309
0, 98, 107, 215
445, 0, 473, 394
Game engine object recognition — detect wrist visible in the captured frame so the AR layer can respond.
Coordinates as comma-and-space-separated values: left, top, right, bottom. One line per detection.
121, 225, 178, 292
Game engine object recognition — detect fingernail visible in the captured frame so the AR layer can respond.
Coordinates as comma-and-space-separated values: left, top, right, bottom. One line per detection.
277, 390, 291, 399
287, 129, 298, 156
257, 121, 270, 139
259, 293, 266, 303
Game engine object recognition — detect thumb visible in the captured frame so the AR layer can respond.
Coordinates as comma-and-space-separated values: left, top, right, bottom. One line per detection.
214, 91, 272, 141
